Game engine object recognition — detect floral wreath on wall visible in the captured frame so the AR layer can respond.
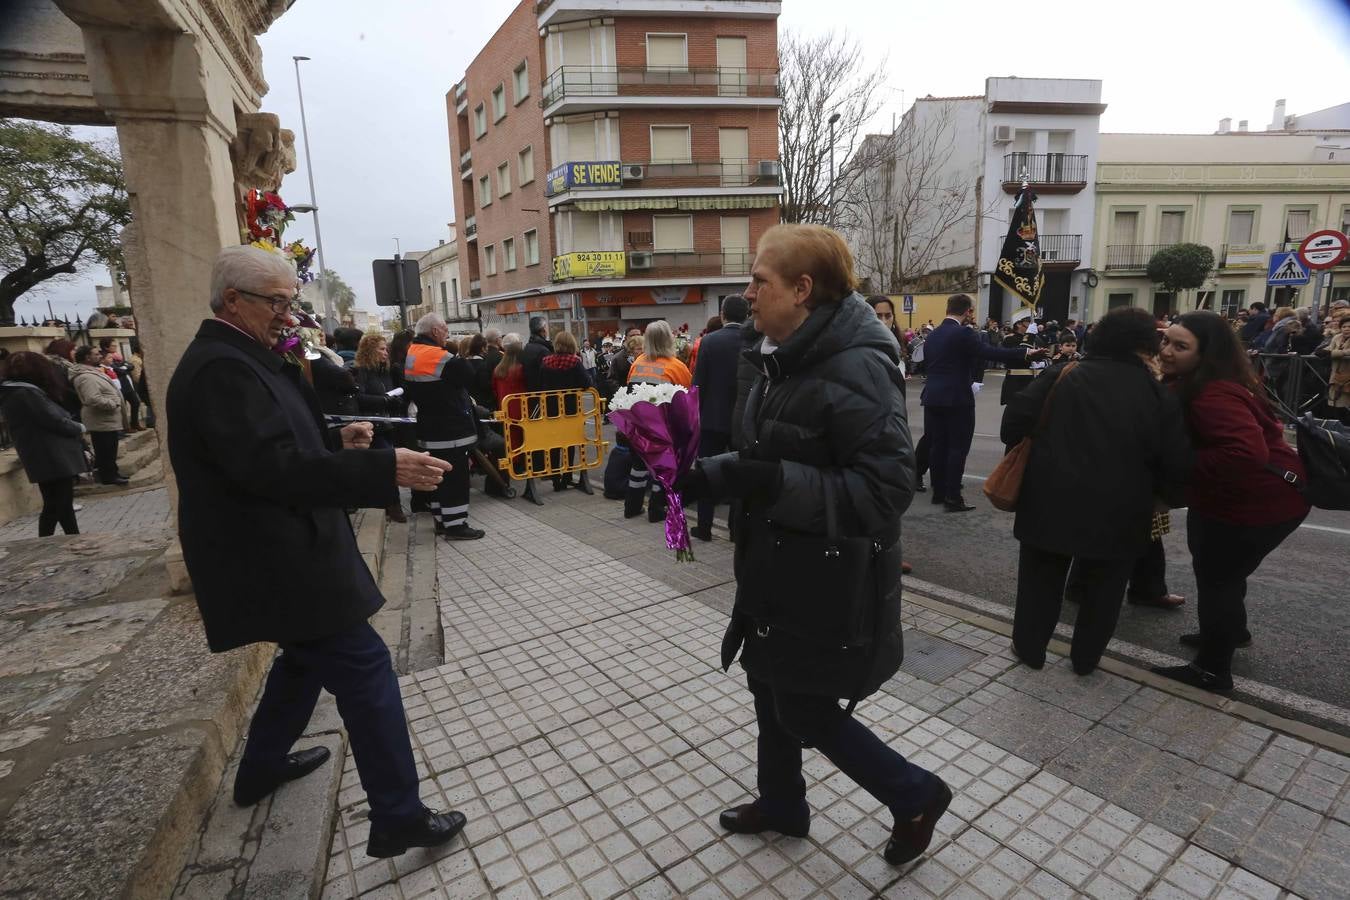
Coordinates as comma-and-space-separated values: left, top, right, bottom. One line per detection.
242, 189, 321, 362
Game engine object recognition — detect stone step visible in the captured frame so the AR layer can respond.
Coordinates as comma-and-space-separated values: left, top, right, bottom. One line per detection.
75, 436, 162, 497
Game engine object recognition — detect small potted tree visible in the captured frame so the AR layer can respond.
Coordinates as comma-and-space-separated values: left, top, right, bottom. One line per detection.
1146, 243, 1215, 313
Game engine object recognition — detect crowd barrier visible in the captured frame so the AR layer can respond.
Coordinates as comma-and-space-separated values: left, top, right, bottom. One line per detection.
494, 388, 608, 480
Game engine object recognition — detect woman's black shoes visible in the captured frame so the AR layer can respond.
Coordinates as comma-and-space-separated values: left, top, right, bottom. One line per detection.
1151, 662, 1234, 693
1179, 632, 1251, 649
885, 778, 953, 866
718, 802, 809, 838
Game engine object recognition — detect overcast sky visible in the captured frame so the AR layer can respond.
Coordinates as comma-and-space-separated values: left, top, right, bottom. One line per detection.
23, 0, 1350, 324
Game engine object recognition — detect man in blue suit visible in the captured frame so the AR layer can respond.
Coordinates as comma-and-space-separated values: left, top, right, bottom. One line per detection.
692, 294, 749, 540
920, 294, 1042, 511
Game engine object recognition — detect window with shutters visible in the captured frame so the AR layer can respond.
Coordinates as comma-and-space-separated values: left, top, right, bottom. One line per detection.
524, 229, 539, 266
492, 85, 506, 122
1227, 209, 1254, 244
473, 104, 487, 138
646, 34, 687, 71
519, 146, 534, 185
653, 215, 693, 251
513, 62, 529, 104
498, 162, 511, 197
650, 125, 691, 164
504, 237, 516, 271
1159, 211, 1184, 245
484, 244, 497, 276
1111, 210, 1138, 245
479, 175, 491, 207
1284, 209, 1312, 243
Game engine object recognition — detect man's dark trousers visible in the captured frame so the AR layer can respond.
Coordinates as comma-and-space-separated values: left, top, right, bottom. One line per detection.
425, 447, 471, 530
240, 622, 422, 827
923, 405, 975, 502
695, 430, 730, 534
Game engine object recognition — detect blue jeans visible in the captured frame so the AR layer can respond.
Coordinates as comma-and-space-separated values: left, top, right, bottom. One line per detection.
748, 675, 937, 823
240, 622, 422, 826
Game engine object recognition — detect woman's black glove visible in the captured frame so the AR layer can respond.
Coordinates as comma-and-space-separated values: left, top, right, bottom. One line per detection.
677, 453, 780, 502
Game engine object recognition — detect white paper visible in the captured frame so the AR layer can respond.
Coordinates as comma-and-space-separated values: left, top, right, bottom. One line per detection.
386, 387, 404, 398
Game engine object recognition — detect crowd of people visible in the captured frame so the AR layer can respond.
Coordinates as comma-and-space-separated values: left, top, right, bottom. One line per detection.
0, 333, 152, 536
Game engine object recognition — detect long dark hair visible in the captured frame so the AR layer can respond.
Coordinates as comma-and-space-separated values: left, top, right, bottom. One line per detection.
387, 329, 415, 372
3, 351, 64, 402
1171, 310, 1264, 408
865, 294, 902, 341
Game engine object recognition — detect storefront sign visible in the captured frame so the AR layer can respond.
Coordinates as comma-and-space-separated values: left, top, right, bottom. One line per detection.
553, 251, 626, 281
580, 286, 697, 308
545, 161, 624, 197
494, 295, 572, 315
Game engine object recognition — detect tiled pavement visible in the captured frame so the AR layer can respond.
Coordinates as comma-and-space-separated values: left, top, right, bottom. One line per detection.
321, 490, 1350, 899
0, 484, 170, 543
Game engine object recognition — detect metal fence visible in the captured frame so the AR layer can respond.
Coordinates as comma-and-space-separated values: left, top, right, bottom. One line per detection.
0, 416, 11, 451
1254, 353, 1331, 422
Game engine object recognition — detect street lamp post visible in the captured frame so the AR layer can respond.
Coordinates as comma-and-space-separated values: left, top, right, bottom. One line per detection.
292, 55, 333, 326
827, 112, 841, 227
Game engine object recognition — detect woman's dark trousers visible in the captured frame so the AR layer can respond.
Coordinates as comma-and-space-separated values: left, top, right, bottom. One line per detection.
747, 675, 936, 825
89, 430, 120, 483
239, 622, 423, 828
1013, 544, 1133, 670
1187, 510, 1304, 676
37, 479, 79, 536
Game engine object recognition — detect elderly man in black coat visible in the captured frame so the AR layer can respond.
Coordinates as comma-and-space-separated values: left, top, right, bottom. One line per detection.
166, 245, 466, 859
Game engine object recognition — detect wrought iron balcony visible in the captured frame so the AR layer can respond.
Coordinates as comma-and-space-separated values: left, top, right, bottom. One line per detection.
1037, 234, 1081, 265
464, 216, 477, 240
1104, 243, 1175, 271
1001, 153, 1089, 192
541, 65, 780, 108
459, 149, 472, 176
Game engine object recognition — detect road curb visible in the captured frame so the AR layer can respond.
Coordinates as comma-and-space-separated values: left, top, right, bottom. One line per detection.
902, 579, 1350, 754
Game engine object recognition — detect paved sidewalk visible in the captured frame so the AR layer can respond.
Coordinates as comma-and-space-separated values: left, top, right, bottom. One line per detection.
321, 491, 1350, 899
0, 485, 171, 544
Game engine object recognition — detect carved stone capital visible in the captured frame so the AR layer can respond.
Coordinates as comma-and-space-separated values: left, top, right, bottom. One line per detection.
232, 110, 297, 193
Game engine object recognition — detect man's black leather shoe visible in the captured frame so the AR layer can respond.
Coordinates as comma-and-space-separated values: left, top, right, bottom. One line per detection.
718, 802, 809, 838
233, 746, 331, 807
366, 808, 467, 858
944, 496, 976, 512
442, 525, 485, 541
885, 778, 952, 865
1151, 663, 1233, 693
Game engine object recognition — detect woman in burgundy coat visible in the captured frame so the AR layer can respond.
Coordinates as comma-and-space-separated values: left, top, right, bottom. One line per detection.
1154, 311, 1310, 692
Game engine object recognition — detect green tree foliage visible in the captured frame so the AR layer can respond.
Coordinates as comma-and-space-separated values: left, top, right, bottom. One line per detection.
0, 121, 131, 325
1146, 243, 1215, 300
307, 269, 358, 322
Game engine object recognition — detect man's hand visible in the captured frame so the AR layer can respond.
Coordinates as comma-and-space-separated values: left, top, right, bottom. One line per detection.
1025, 347, 1050, 361
395, 448, 453, 491
340, 422, 375, 449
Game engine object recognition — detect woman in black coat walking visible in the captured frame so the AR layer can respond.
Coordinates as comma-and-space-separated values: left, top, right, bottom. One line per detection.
681, 224, 949, 868
0, 352, 86, 536
1001, 307, 1192, 674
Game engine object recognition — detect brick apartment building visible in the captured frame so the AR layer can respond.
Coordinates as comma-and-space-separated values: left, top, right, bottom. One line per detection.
446, 0, 782, 339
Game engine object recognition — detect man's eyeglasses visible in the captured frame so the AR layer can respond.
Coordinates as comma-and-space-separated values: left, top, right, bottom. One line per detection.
235, 288, 297, 314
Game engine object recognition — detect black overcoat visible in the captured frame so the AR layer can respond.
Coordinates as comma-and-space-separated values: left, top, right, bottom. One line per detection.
1000, 356, 1192, 561
716, 294, 916, 699
167, 320, 397, 652
0, 381, 86, 483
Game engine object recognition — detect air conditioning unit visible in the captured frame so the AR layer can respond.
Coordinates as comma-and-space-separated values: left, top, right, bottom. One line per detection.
628, 251, 654, 270
993, 125, 1014, 144
622, 164, 645, 181
757, 160, 782, 183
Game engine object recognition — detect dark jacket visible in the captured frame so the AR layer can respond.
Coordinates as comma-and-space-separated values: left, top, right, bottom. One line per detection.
729, 323, 761, 449
352, 365, 400, 416
403, 336, 477, 450
520, 334, 554, 391
711, 294, 915, 699
538, 352, 594, 415
475, 350, 501, 410
166, 319, 396, 652
1240, 310, 1270, 343
0, 381, 86, 483
692, 322, 744, 436
311, 356, 359, 415
1000, 357, 1191, 560
921, 318, 1030, 407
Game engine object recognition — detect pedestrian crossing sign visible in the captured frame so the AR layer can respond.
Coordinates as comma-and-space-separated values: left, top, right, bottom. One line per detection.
1267, 252, 1311, 285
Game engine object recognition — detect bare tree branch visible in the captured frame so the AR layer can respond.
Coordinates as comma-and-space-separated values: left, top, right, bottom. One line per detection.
777, 29, 888, 225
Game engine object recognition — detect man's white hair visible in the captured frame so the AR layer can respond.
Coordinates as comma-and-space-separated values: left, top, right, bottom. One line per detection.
210, 245, 297, 313
483, 327, 501, 343
415, 312, 447, 336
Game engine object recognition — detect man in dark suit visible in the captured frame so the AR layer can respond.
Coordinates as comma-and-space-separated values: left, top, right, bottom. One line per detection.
691, 294, 749, 540
920, 293, 1042, 511
167, 245, 466, 859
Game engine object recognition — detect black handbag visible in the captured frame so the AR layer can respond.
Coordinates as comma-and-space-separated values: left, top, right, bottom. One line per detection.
760, 476, 886, 649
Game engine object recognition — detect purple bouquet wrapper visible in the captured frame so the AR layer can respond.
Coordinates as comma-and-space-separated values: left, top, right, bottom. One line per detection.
609, 387, 701, 560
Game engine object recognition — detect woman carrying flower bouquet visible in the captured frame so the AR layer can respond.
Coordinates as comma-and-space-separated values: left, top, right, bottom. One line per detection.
624, 320, 691, 521
678, 224, 950, 868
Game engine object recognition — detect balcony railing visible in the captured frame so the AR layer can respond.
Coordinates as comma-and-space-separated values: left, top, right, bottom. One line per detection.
1001, 153, 1089, 187
1037, 234, 1081, 264
1104, 243, 1175, 270
541, 65, 780, 107
551, 248, 752, 282
469, 279, 481, 298
459, 149, 472, 175
464, 216, 477, 239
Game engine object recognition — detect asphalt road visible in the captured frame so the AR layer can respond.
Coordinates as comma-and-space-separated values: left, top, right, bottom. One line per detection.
901, 373, 1350, 713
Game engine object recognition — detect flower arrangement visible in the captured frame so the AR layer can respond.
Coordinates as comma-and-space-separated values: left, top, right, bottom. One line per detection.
241, 189, 320, 361
607, 384, 701, 561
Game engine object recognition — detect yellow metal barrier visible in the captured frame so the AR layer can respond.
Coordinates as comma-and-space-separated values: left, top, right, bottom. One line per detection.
494, 388, 608, 479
